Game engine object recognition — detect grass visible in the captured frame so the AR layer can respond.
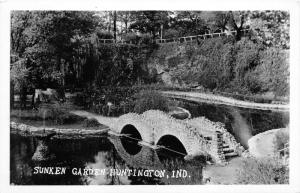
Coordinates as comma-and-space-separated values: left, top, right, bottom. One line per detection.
236, 157, 289, 184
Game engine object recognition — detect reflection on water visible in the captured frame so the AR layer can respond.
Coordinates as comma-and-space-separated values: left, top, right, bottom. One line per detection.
10, 134, 204, 185
180, 100, 289, 147
11, 101, 288, 185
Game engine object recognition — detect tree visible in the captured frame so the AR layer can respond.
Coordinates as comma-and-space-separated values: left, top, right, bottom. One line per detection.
129, 11, 170, 39
10, 57, 31, 109
171, 11, 208, 36
255, 48, 289, 96
117, 11, 133, 34
10, 11, 98, 108
207, 11, 230, 32
248, 11, 289, 49
227, 11, 250, 41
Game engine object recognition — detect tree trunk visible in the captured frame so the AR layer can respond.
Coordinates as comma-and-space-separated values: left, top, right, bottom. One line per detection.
125, 21, 128, 33
107, 12, 112, 33
10, 81, 14, 109
20, 86, 27, 109
236, 28, 242, 41
31, 88, 35, 109
113, 11, 117, 41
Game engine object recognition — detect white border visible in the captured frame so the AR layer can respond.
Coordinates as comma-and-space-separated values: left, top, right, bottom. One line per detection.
1, 0, 300, 193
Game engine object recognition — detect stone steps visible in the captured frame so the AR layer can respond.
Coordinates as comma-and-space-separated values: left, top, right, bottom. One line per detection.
224, 152, 238, 157
223, 148, 235, 153
222, 144, 230, 148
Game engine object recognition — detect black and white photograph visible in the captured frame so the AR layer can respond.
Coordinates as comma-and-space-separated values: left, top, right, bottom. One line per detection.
1, 0, 300, 192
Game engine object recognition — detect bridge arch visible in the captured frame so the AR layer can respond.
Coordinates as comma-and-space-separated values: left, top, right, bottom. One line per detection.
116, 113, 154, 144
156, 134, 187, 161
108, 136, 163, 169
120, 124, 142, 155
120, 124, 142, 141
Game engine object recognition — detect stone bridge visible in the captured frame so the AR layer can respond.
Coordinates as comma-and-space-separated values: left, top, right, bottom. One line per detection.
71, 110, 245, 165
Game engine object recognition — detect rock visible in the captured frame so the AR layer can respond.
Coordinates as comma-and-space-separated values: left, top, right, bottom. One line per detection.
248, 128, 284, 158
32, 139, 55, 161
169, 107, 191, 120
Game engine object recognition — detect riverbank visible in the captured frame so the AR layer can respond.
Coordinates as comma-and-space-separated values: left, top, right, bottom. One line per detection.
161, 91, 289, 111
10, 121, 109, 139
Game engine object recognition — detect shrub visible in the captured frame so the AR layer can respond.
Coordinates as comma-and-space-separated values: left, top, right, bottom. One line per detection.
139, 33, 153, 44
83, 118, 101, 127
233, 38, 262, 89
133, 90, 170, 113
73, 92, 92, 108
164, 29, 180, 39
38, 103, 84, 125
237, 158, 289, 184
95, 29, 113, 39
54, 112, 83, 125
255, 48, 289, 96
121, 32, 139, 43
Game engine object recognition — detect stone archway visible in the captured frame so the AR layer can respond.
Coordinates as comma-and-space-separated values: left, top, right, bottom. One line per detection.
156, 134, 188, 161
120, 124, 143, 155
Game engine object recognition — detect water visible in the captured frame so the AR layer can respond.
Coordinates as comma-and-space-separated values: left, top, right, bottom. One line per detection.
10, 101, 289, 185
179, 100, 289, 147
10, 134, 203, 185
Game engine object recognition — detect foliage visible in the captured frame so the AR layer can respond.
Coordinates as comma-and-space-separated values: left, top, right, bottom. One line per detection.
171, 11, 208, 37
249, 11, 289, 49
157, 35, 288, 97
233, 38, 263, 92
129, 11, 170, 38
83, 118, 101, 127
95, 29, 113, 39
10, 10, 290, 106
237, 158, 289, 184
133, 90, 170, 113
11, 11, 97, 91
121, 32, 139, 43
255, 48, 289, 96
42, 105, 84, 125
164, 29, 180, 39
10, 57, 30, 92
138, 33, 153, 44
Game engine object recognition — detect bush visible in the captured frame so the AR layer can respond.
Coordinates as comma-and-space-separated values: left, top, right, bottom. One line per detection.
139, 33, 153, 44
237, 158, 289, 184
133, 90, 170, 113
121, 32, 139, 43
164, 29, 180, 39
54, 112, 83, 125
95, 29, 113, 39
83, 118, 101, 127
255, 48, 289, 96
38, 103, 84, 125
74, 92, 91, 108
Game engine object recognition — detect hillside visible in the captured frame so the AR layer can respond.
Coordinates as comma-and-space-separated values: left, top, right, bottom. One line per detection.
145, 37, 289, 98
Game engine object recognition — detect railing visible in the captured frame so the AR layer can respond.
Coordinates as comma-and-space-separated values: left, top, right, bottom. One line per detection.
95, 29, 250, 45
277, 142, 289, 165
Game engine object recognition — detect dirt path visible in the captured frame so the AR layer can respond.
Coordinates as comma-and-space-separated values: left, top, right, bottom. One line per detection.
161, 91, 289, 111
